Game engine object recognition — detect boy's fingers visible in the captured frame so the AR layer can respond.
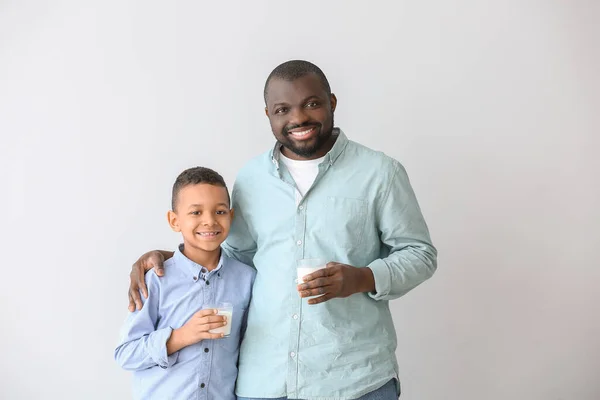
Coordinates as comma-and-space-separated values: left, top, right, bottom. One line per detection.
205, 321, 227, 331
195, 309, 218, 317
199, 315, 226, 324
204, 332, 225, 340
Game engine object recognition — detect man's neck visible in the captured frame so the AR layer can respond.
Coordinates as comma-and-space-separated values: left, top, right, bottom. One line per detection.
182, 245, 221, 271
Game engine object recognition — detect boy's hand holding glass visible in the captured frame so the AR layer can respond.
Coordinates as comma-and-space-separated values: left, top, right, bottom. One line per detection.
166, 309, 226, 354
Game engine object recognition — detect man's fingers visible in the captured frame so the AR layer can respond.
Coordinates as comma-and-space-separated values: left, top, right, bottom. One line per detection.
129, 287, 144, 311
135, 272, 148, 299
299, 285, 333, 298
298, 277, 330, 291
128, 293, 135, 312
308, 293, 334, 305
153, 264, 165, 277
302, 267, 332, 283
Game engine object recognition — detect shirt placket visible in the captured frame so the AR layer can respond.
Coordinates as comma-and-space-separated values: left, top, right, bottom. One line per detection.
197, 268, 213, 400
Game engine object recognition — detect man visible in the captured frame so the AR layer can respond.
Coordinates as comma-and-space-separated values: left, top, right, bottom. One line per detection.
128, 60, 437, 399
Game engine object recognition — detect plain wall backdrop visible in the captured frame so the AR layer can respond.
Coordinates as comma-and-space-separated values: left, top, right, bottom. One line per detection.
1, 1, 598, 399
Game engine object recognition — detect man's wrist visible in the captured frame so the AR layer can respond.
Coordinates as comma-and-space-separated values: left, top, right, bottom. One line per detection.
358, 267, 376, 294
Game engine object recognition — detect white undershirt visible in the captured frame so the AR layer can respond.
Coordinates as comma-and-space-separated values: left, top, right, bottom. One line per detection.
279, 153, 325, 202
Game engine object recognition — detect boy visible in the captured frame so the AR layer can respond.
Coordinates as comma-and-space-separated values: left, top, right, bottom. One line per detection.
115, 167, 256, 400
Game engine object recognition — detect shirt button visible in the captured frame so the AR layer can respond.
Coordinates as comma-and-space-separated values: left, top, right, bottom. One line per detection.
204, 348, 209, 353
200, 383, 205, 388
296, 240, 302, 246
290, 351, 296, 358
298, 205, 304, 210
205, 280, 210, 285
292, 314, 298, 320
193, 276, 198, 281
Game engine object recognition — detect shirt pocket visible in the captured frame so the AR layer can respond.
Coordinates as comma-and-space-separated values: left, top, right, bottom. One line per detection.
325, 196, 367, 250
216, 307, 245, 352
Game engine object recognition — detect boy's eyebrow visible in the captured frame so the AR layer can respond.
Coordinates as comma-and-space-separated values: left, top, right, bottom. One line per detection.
188, 203, 229, 208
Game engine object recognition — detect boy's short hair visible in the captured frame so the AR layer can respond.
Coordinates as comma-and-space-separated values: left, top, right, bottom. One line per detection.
171, 167, 230, 211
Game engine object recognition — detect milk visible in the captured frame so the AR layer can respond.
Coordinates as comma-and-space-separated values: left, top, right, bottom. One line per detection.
209, 309, 233, 336
297, 267, 323, 283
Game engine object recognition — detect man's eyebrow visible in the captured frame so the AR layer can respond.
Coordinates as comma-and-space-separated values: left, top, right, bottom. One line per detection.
271, 96, 321, 109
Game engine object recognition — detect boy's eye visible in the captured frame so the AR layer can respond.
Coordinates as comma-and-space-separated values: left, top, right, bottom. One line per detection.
216, 210, 227, 215
190, 211, 200, 215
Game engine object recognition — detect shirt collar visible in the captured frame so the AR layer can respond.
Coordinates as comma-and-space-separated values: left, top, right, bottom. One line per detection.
174, 244, 225, 282
270, 127, 348, 170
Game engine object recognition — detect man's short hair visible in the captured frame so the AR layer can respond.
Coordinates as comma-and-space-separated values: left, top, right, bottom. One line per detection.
171, 167, 229, 211
264, 60, 331, 103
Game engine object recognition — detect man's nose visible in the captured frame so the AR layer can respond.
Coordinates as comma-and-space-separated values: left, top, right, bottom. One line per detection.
288, 107, 310, 126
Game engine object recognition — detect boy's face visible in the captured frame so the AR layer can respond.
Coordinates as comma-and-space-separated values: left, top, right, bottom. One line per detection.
167, 183, 233, 254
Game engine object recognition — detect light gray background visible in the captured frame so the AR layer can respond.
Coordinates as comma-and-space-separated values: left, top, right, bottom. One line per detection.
1, 1, 598, 399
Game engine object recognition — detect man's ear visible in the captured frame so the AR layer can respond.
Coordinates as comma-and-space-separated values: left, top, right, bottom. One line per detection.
330, 93, 337, 112
264, 107, 269, 117
167, 210, 181, 232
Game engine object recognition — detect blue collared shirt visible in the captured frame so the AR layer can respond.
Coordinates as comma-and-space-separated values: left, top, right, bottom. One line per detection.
223, 128, 437, 399
115, 245, 255, 400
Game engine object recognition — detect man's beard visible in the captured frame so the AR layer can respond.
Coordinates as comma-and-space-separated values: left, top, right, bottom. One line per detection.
279, 119, 334, 158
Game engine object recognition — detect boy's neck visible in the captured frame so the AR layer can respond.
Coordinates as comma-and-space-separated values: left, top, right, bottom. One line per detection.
181, 245, 221, 271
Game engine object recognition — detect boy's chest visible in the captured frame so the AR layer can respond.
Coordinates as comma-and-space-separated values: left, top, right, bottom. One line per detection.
157, 276, 251, 328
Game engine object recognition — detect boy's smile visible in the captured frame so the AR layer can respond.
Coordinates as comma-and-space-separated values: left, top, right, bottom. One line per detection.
168, 183, 233, 269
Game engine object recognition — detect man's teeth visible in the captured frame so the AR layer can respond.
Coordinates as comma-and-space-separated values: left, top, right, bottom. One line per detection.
197, 232, 219, 236
290, 128, 313, 137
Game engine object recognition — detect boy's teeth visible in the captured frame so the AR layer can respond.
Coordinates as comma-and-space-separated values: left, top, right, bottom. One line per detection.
198, 232, 218, 236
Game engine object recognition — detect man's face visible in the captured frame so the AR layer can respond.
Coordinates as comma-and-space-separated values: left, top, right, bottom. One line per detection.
168, 183, 233, 255
265, 74, 337, 160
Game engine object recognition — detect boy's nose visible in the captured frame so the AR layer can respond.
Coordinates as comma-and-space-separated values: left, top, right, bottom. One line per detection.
201, 215, 217, 226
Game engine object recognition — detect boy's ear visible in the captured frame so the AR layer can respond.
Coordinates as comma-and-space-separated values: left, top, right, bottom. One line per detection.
167, 210, 181, 232
230, 208, 235, 220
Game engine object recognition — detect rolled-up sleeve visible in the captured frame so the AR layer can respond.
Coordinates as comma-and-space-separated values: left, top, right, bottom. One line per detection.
114, 274, 179, 370
367, 161, 437, 301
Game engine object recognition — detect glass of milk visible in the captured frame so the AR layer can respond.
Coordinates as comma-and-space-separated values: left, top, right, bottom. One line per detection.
204, 302, 233, 337
296, 258, 326, 284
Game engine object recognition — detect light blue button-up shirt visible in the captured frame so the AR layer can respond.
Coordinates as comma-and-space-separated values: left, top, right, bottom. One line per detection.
223, 128, 437, 400
115, 245, 255, 400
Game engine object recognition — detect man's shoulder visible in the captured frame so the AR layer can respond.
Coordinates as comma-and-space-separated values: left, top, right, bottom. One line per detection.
224, 255, 256, 280
237, 148, 273, 177
345, 138, 402, 172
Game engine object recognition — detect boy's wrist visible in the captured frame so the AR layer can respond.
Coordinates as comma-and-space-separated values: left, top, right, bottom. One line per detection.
167, 327, 190, 355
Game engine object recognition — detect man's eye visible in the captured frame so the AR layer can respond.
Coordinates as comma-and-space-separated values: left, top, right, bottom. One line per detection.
275, 107, 287, 114
306, 101, 318, 108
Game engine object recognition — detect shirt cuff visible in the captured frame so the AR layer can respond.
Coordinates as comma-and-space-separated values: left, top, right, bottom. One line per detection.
366, 259, 391, 301
147, 327, 179, 369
